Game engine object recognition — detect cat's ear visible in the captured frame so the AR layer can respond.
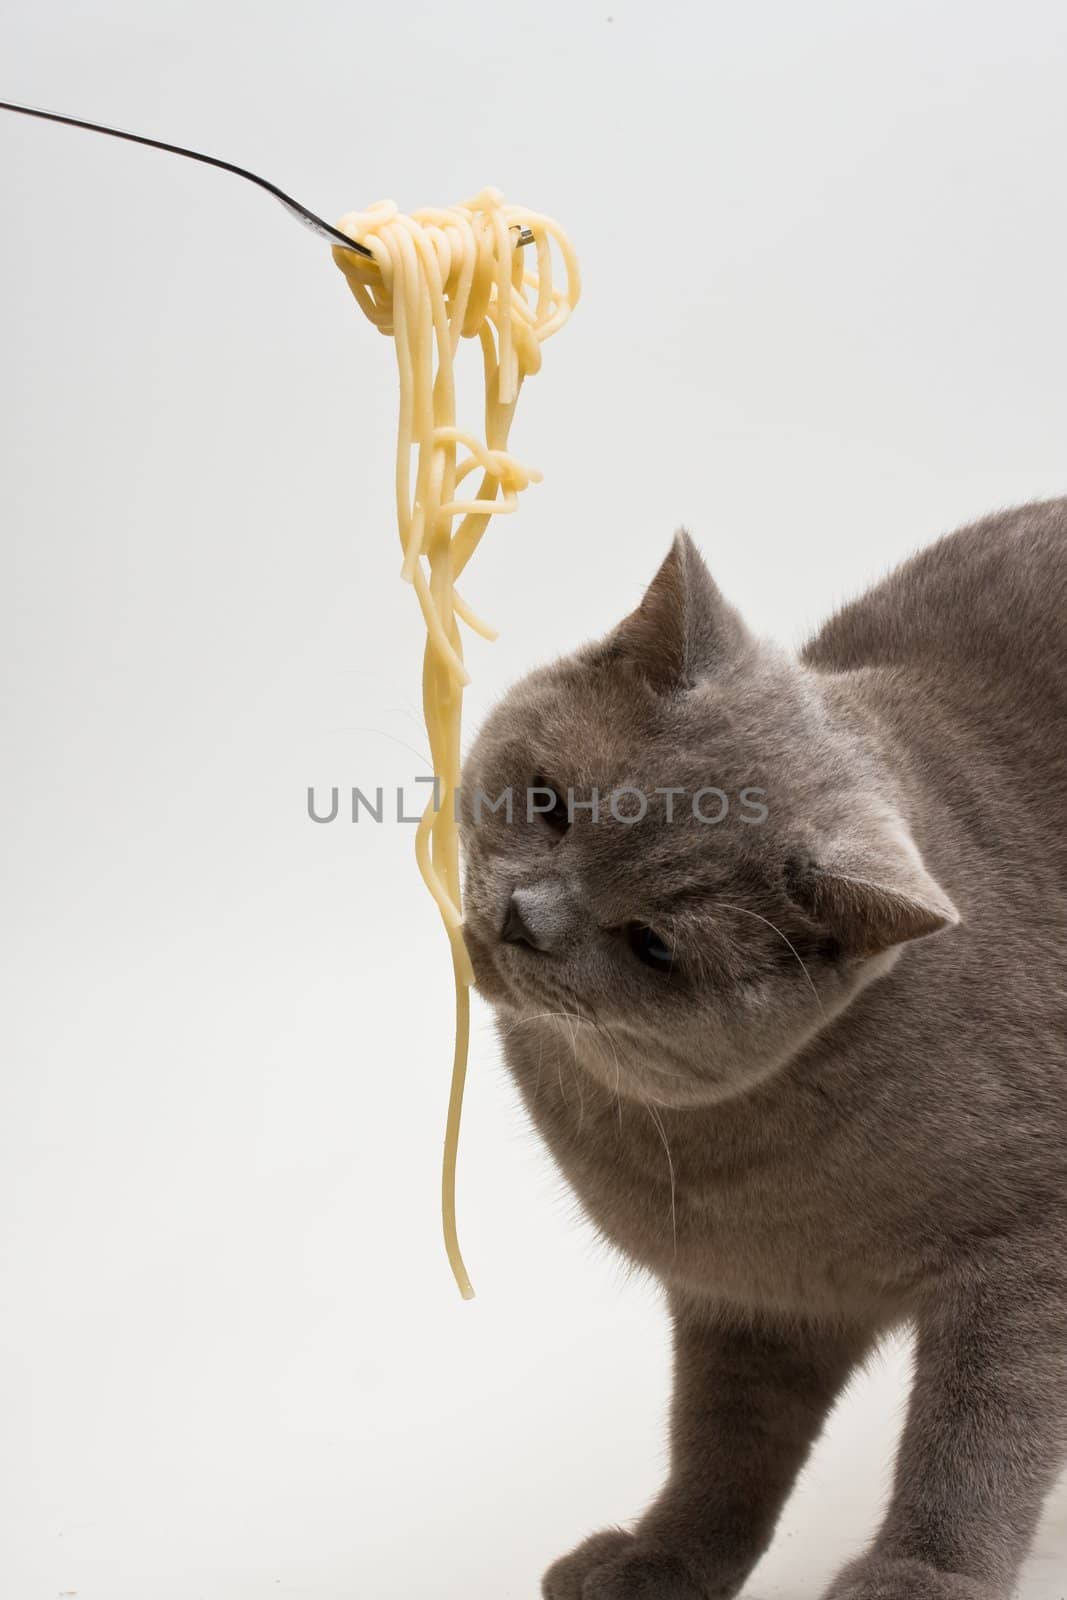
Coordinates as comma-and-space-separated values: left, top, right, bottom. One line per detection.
602, 530, 750, 691
786, 813, 960, 958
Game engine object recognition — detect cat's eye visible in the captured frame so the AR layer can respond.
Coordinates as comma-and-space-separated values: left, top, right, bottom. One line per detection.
628, 925, 675, 972
531, 775, 570, 834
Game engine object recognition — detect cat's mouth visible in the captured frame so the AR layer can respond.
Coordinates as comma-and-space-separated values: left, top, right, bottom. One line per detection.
462, 918, 562, 1010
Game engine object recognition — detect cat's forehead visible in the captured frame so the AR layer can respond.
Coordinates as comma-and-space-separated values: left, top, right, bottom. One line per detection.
483, 655, 771, 792
489, 657, 690, 764
579, 804, 752, 899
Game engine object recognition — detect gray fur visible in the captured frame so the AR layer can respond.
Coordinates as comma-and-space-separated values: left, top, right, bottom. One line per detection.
459, 498, 1067, 1600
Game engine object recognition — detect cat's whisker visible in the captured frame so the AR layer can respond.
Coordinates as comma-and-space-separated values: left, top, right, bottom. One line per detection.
498, 1008, 586, 1038
570, 1003, 589, 1134
332, 723, 433, 769
553, 1037, 587, 1129
588, 1014, 626, 1133
712, 901, 825, 1017
500, 1007, 588, 1122
644, 1100, 678, 1258
499, 1001, 633, 1129
662, 911, 689, 983
556, 1041, 568, 1107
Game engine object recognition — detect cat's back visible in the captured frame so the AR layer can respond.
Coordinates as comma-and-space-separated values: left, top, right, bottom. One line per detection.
802, 497, 1067, 699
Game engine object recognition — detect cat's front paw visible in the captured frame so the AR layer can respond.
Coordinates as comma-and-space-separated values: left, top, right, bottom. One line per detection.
542, 1528, 706, 1600
826, 1555, 998, 1600
542, 1530, 633, 1599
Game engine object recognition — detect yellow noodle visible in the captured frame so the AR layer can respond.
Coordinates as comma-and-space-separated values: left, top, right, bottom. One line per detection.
333, 190, 579, 1297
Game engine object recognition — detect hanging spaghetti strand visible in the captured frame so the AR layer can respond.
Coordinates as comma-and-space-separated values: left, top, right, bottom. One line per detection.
332, 190, 580, 1298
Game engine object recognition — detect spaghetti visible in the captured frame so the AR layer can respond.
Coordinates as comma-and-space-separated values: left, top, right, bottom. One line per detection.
332, 190, 579, 1297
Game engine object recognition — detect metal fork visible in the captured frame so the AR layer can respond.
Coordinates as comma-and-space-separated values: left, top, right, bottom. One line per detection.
0, 99, 535, 258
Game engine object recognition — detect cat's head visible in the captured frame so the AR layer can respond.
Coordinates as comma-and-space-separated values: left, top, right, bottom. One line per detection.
460, 532, 959, 1107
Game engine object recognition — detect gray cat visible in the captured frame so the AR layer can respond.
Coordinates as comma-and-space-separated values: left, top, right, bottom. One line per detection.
459, 498, 1067, 1600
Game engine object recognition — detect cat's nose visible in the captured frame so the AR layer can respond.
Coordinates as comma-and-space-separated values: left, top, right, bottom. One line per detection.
500, 886, 560, 952
502, 889, 547, 947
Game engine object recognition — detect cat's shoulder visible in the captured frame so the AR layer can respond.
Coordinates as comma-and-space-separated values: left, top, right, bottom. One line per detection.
801, 496, 1067, 676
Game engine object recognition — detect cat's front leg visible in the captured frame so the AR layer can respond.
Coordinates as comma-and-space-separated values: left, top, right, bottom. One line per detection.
825, 1239, 1067, 1600
543, 1293, 871, 1600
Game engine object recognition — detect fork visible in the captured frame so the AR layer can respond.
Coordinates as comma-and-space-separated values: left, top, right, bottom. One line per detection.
0, 98, 535, 258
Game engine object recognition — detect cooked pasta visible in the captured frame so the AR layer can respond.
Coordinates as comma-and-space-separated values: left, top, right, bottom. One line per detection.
332, 190, 579, 1297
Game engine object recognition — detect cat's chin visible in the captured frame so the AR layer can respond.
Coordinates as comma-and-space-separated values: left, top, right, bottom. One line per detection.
462, 911, 898, 1110
575, 1028, 808, 1110
479, 989, 810, 1111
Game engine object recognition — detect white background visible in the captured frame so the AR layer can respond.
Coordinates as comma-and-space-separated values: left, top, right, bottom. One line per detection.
3, 2, 1067, 1596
